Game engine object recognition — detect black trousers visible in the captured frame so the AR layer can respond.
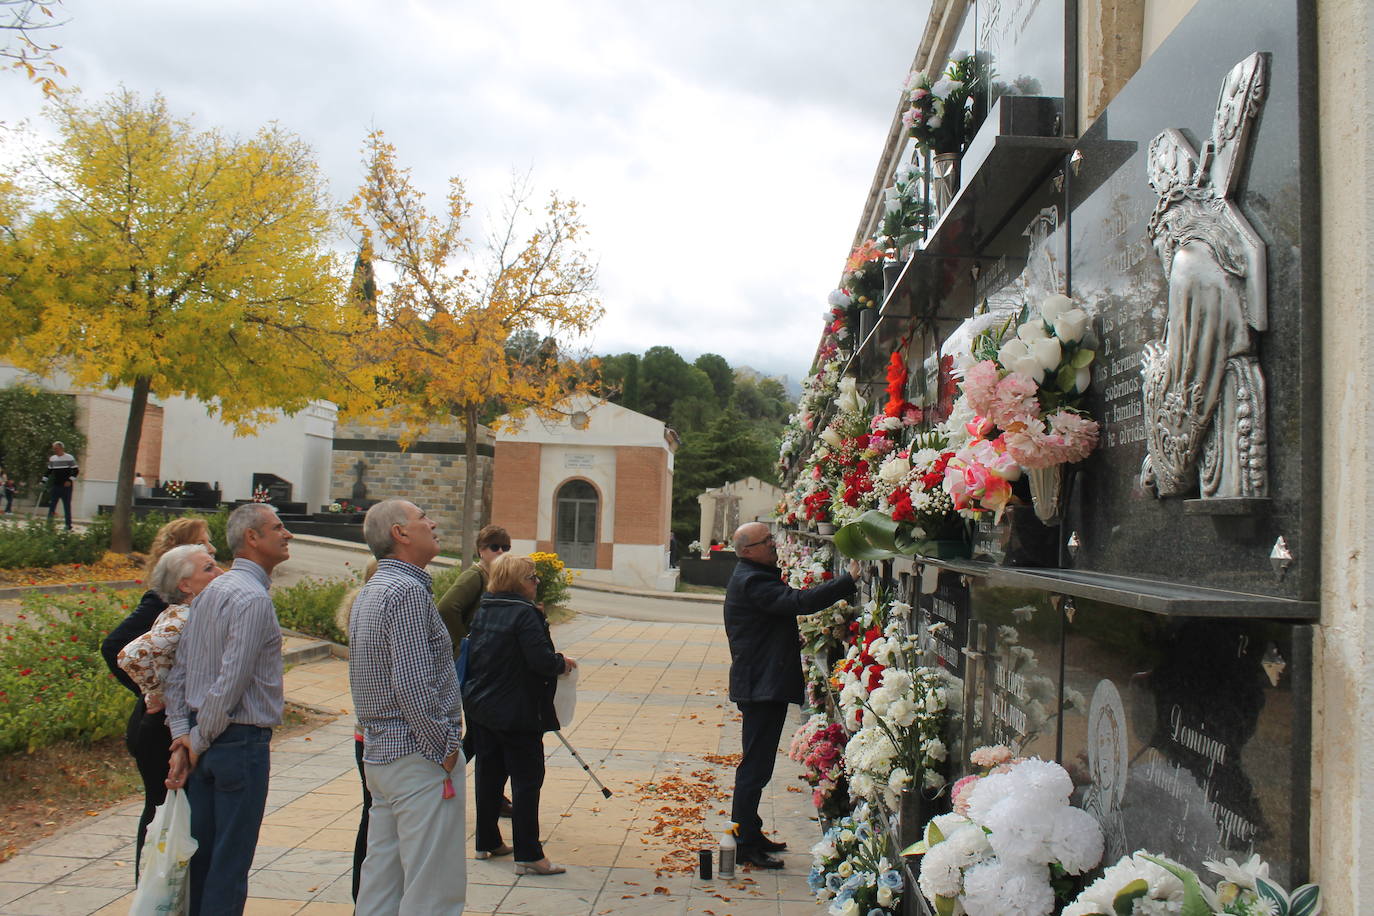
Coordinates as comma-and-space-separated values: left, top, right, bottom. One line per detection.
472, 724, 546, 861
47, 483, 72, 528
126, 703, 171, 880
731, 701, 789, 848
351, 738, 372, 901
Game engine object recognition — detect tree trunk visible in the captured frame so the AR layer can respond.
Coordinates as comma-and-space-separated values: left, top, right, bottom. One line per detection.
111, 376, 151, 554
461, 404, 479, 570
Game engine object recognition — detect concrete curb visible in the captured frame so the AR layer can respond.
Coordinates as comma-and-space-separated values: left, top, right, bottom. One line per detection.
571, 580, 723, 604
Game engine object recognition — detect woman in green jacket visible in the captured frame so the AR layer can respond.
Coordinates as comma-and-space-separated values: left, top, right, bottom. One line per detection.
437, 524, 512, 654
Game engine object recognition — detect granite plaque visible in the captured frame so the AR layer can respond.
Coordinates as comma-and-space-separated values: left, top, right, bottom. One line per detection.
970, 0, 1067, 116
917, 573, 971, 678
1057, 0, 1317, 601
1062, 599, 1310, 885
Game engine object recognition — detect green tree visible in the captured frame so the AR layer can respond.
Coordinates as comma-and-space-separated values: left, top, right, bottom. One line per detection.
639, 346, 715, 432
0, 89, 373, 552
597, 352, 641, 411
670, 409, 776, 538
694, 353, 733, 408
0, 383, 84, 488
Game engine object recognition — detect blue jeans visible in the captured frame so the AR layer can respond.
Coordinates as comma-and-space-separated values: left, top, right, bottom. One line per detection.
185, 722, 272, 916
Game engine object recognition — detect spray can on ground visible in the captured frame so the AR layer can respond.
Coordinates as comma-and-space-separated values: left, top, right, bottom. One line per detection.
718, 822, 737, 879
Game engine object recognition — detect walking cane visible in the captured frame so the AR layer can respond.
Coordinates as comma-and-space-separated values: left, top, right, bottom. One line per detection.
553, 730, 613, 798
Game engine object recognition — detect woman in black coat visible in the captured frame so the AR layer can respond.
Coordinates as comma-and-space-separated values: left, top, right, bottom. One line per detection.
462, 553, 577, 875
98, 517, 215, 879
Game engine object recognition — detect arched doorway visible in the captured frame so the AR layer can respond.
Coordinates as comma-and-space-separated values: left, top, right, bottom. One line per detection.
555, 479, 598, 569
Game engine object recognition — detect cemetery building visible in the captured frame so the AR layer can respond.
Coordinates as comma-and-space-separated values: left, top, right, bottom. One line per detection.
490, 395, 678, 590
776, 0, 1374, 910
695, 476, 784, 556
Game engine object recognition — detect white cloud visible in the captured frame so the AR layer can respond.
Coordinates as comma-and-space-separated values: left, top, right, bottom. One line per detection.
2, 0, 929, 379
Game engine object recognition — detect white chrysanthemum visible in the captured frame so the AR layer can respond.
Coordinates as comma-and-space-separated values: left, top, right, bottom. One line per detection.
881, 667, 913, 695
1013, 757, 1075, 803
1062, 853, 1189, 916
981, 795, 1058, 864
1049, 806, 1104, 875
918, 840, 965, 899
923, 768, 946, 789
922, 737, 948, 762
929, 812, 969, 839
944, 823, 993, 862
961, 860, 1055, 916
888, 767, 911, 794
886, 696, 917, 727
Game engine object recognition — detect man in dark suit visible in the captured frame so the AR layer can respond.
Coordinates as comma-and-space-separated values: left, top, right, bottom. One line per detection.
723, 521, 859, 868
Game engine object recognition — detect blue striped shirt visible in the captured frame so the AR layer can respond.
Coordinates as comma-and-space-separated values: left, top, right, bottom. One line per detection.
349, 559, 463, 766
165, 558, 283, 754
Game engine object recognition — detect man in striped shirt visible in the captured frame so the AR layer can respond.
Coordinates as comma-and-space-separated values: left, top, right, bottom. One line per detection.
349, 498, 465, 915
165, 503, 291, 915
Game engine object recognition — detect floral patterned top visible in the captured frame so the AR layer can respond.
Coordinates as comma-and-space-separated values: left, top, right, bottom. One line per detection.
117, 603, 191, 708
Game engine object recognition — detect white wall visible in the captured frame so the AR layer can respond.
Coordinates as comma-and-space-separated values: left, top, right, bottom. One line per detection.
158, 399, 337, 508
531, 444, 618, 544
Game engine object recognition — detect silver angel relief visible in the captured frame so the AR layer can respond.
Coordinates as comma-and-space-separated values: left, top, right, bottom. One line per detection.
1140, 53, 1269, 502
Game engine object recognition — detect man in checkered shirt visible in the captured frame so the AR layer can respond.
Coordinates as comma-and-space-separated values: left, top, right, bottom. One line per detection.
349, 499, 465, 914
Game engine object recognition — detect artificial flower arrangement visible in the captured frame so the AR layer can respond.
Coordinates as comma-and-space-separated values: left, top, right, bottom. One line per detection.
161, 479, 188, 499
809, 804, 906, 916
840, 239, 887, 312
941, 294, 1100, 520
902, 53, 988, 155
879, 160, 930, 257
789, 713, 852, 821
832, 602, 954, 807
910, 747, 1105, 916
1063, 851, 1322, 916
251, 484, 271, 503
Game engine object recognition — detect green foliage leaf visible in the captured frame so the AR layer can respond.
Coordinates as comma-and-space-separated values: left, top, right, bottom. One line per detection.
1071, 347, 1095, 368
1056, 364, 1078, 392
1256, 877, 1290, 915
833, 510, 921, 560
1288, 883, 1322, 916
1113, 879, 1149, 915
1142, 855, 1216, 916
934, 894, 957, 916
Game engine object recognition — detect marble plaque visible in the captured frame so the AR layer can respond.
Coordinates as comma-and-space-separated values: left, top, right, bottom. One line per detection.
971, 584, 1067, 765
1062, 600, 1309, 885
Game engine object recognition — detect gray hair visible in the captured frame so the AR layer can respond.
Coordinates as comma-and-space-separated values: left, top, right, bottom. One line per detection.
150, 544, 211, 603
227, 503, 277, 554
363, 498, 414, 559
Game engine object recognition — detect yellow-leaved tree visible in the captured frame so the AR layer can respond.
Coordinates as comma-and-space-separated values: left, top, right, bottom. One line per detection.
0, 89, 375, 552
347, 130, 602, 566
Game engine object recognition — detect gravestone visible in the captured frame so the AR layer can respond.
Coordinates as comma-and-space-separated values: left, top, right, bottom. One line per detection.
1061, 600, 1309, 886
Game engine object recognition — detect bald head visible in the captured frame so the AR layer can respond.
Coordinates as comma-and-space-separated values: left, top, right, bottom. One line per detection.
733, 522, 777, 566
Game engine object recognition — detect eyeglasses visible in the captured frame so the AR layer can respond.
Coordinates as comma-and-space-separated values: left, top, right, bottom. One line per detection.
742, 534, 775, 549
526, 574, 541, 583
484, 543, 512, 552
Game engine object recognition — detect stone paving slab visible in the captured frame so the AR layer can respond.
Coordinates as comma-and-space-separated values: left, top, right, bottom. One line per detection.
0, 615, 824, 915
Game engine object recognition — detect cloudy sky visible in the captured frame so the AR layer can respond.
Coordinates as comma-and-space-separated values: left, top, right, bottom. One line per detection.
0, 1, 931, 383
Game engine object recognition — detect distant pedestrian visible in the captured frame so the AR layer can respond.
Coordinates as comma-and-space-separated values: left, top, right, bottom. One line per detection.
45, 441, 78, 529
100, 517, 217, 880
165, 503, 293, 915
349, 499, 466, 915
0, 467, 14, 513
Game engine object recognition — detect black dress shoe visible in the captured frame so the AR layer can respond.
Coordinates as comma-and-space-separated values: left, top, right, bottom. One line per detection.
737, 846, 784, 869
759, 836, 788, 852
499, 796, 514, 818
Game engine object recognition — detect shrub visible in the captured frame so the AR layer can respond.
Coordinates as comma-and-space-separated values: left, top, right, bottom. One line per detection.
0, 518, 105, 568
0, 588, 135, 754
273, 577, 350, 644
187, 508, 232, 563
430, 563, 466, 603
85, 510, 178, 555
530, 552, 575, 608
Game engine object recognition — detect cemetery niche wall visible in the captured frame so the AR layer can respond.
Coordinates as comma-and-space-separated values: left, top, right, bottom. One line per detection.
781, 0, 1319, 909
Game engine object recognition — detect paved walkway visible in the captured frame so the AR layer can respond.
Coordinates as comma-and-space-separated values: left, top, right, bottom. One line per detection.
0, 615, 821, 915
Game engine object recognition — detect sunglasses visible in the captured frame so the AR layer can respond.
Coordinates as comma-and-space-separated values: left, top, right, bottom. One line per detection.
484, 543, 512, 552
742, 534, 775, 548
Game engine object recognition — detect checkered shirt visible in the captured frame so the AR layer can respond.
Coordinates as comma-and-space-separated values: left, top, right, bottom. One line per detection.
348, 559, 463, 766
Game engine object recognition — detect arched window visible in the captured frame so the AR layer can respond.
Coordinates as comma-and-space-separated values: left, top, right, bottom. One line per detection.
555, 479, 598, 569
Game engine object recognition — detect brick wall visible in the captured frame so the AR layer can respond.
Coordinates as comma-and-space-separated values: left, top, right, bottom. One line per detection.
613, 446, 669, 546
330, 415, 493, 541
492, 442, 541, 540
76, 394, 163, 481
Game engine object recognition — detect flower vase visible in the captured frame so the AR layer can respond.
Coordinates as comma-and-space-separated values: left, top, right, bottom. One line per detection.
882, 260, 904, 302
817, 522, 836, 536
1026, 464, 1065, 525
858, 307, 877, 345
897, 787, 941, 847
931, 152, 960, 216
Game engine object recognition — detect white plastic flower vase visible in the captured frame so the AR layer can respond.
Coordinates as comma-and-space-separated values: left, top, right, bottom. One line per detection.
1027, 464, 1064, 525
931, 152, 961, 216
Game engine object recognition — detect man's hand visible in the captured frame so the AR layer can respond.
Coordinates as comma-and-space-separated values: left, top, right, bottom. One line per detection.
847, 559, 862, 580
563, 657, 578, 674
166, 738, 196, 789
442, 748, 460, 773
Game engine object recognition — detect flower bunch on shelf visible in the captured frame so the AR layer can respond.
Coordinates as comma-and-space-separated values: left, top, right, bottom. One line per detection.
800, 598, 854, 663
870, 430, 964, 543
789, 713, 851, 820
961, 294, 1100, 470
251, 484, 271, 503
780, 538, 836, 589
162, 480, 187, 499
1063, 851, 1322, 916
841, 239, 887, 310
879, 160, 930, 257
912, 753, 1104, 916
809, 805, 905, 915
902, 53, 986, 155
832, 608, 954, 806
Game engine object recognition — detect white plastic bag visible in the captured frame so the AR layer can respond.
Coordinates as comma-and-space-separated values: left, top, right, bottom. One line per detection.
130, 788, 198, 915
553, 666, 579, 729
